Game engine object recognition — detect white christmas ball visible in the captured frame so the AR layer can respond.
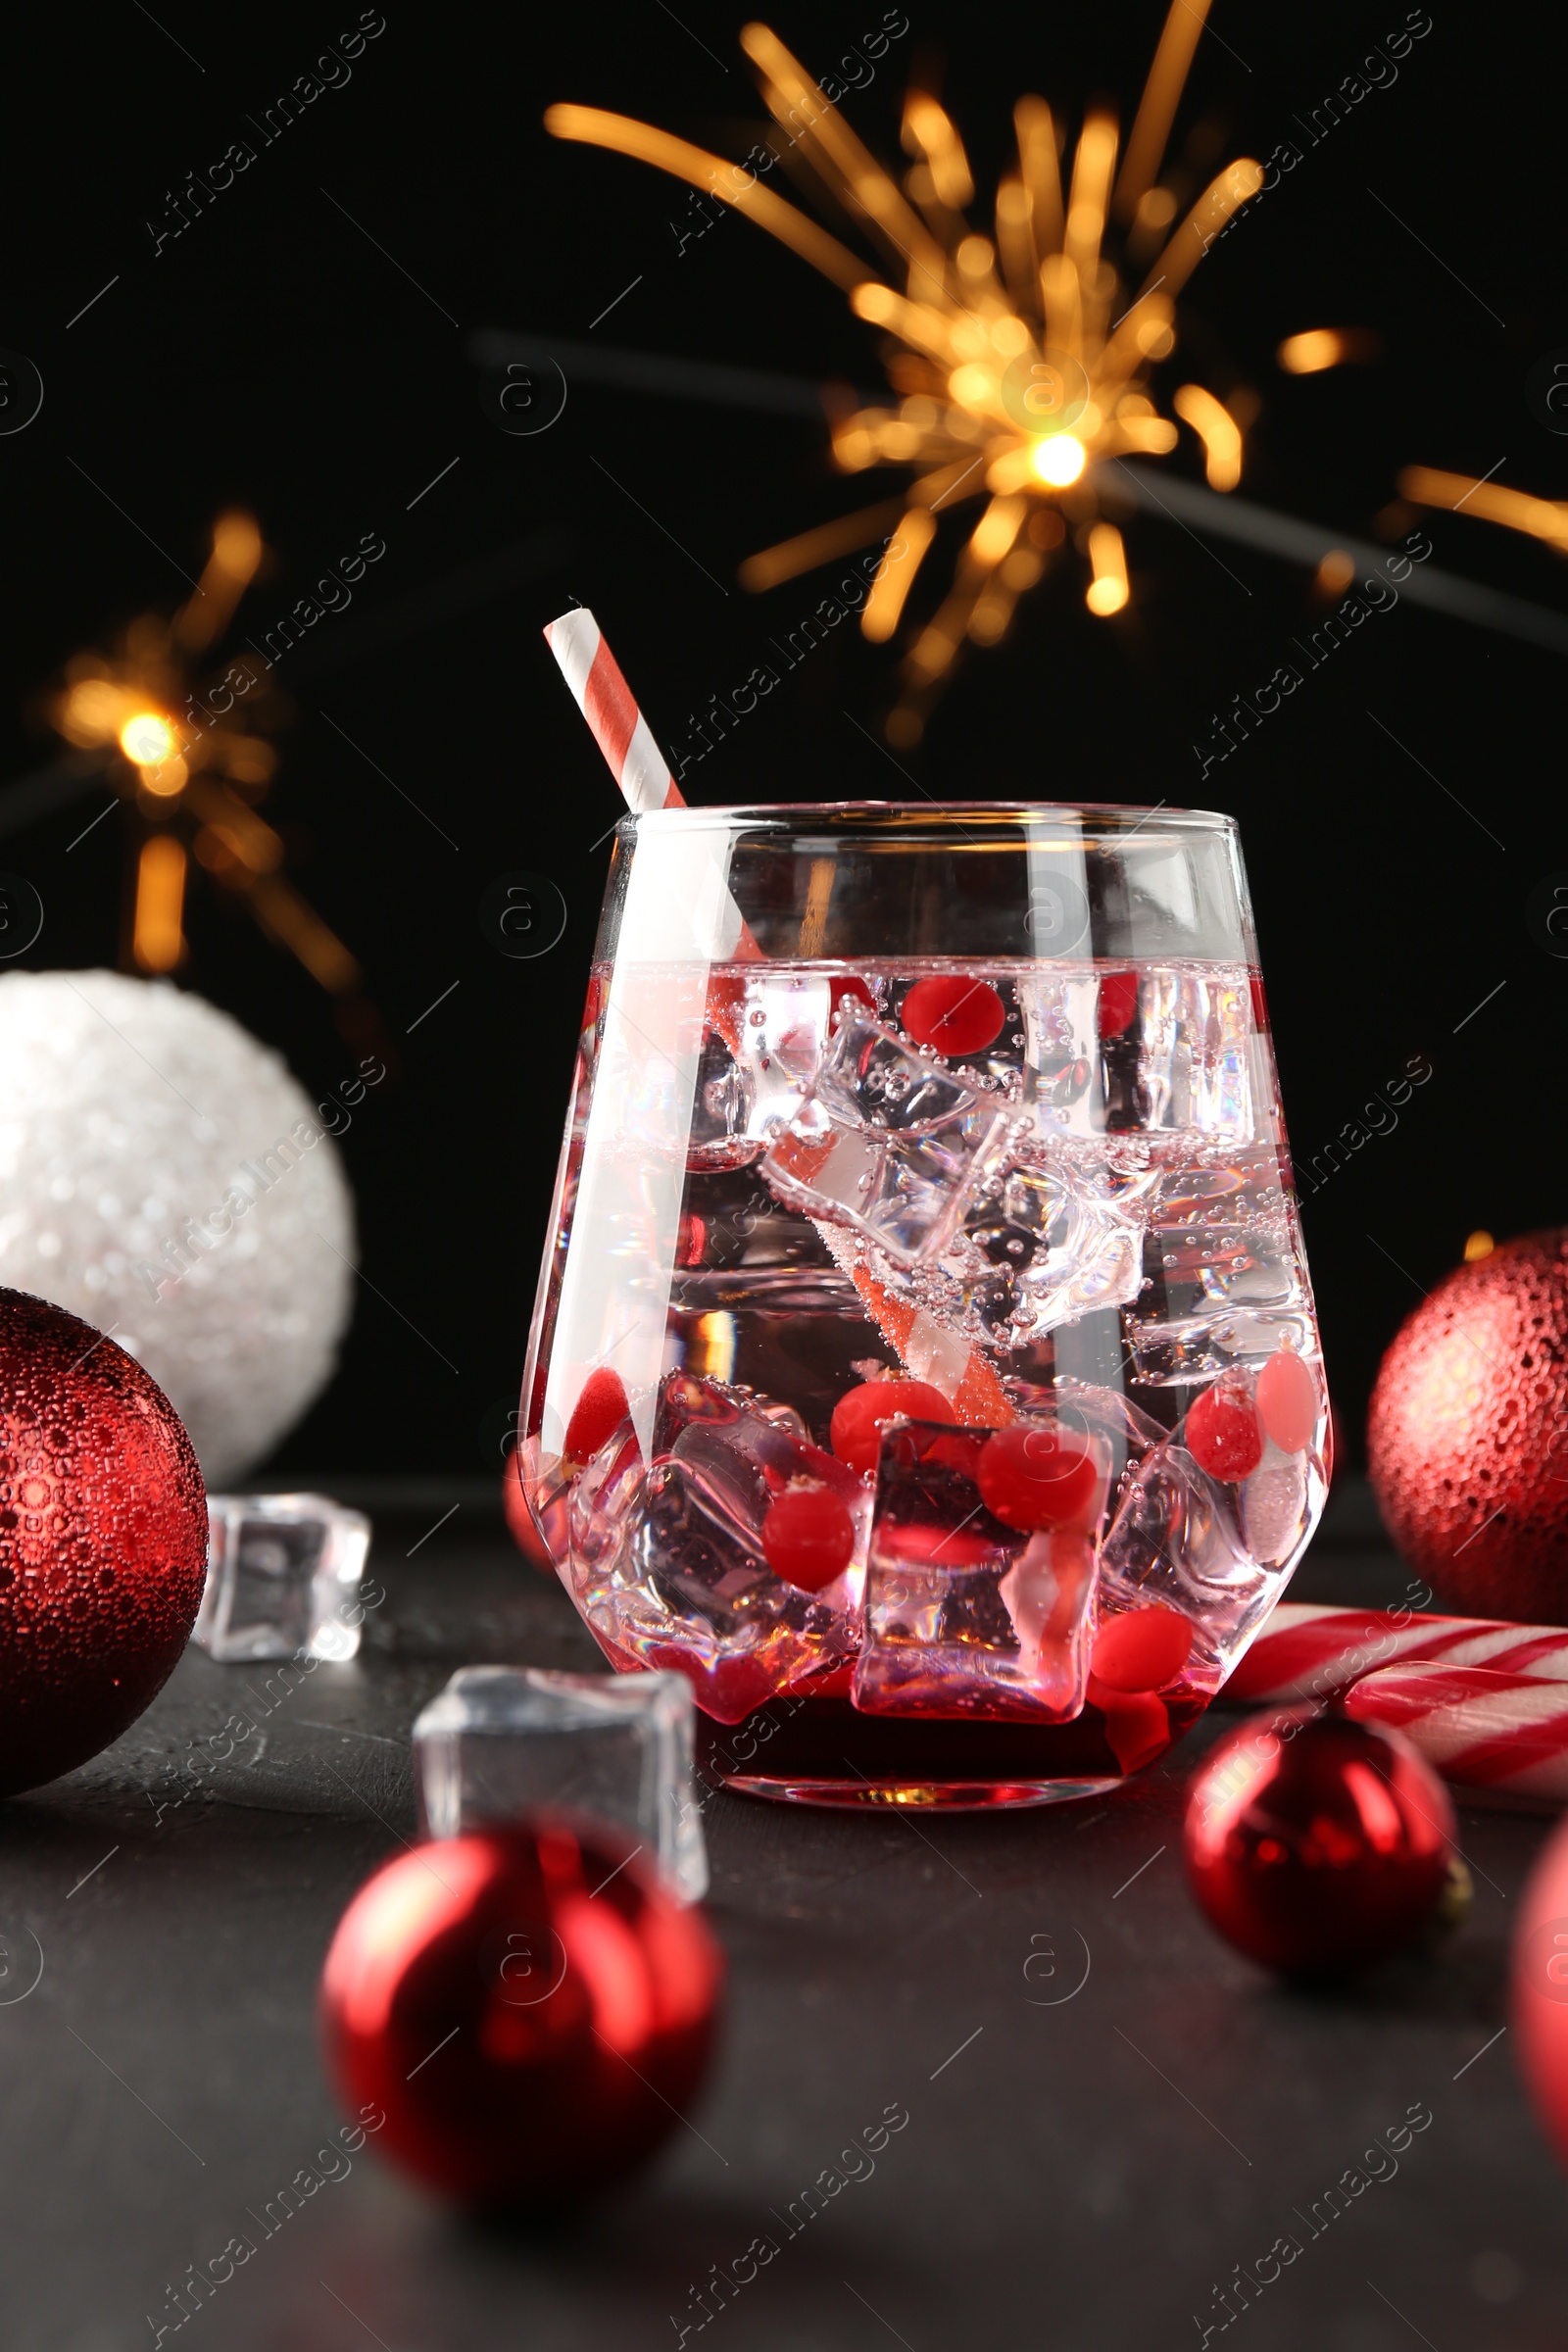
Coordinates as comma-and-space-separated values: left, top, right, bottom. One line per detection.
0, 970, 356, 1483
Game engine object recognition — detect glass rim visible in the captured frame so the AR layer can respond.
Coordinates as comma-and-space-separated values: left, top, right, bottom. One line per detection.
615, 800, 1236, 832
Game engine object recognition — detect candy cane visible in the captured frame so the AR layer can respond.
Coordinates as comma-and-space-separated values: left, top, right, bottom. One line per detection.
1346, 1662, 1568, 1806
1225, 1599, 1568, 1706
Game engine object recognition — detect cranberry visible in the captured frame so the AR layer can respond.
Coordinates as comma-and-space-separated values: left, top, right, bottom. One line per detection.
1097, 969, 1140, 1040
1256, 1348, 1318, 1455
829, 1379, 955, 1477
976, 1423, 1100, 1531
563, 1367, 631, 1464
760, 1485, 856, 1591
1186, 1382, 1263, 1482
900, 974, 1004, 1056
1091, 1605, 1194, 1692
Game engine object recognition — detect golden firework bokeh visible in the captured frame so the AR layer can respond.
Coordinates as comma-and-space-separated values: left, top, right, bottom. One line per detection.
47, 512, 364, 1007
549, 7, 1265, 740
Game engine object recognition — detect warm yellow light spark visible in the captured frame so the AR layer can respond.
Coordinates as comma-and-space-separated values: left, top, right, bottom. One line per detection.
740, 499, 908, 593
1173, 382, 1243, 490
1314, 550, 1356, 597
1085, 523, 1129, 614
902, 90, 975, 211
1277, 327, 1382, 374
544, 104, 868, 291
1032, 435, 1087, 487
1463, 1230, 1495, 1262
213, 512, 263, 579
133, 834, 187, 972
1397, 467, 1568, 552
1114, 0, 1213, 220
120, 710, 176, 768
139, 754, 188, 800
862, 509, 937, 641
558, 22, 1266, 738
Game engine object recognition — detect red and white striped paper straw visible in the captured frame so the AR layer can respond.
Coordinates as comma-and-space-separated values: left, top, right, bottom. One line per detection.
543, 607, 686, 813
542, 607, 1012, 1428
1225, 1599, 1568, 1706
1345, 1662, 1568, 1806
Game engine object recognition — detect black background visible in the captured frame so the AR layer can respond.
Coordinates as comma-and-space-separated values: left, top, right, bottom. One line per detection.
2, 0, 1563, 1479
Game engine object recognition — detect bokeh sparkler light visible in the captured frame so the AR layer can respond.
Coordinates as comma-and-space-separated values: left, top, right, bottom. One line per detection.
549, 7, 1264, 741
46, 512, 367, 1021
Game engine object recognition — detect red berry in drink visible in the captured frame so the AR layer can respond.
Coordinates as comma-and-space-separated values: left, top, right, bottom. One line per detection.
900, 974, 1004, 1056
1186, 1382, 1263, 1482
761, 1485, 856, 1592
1256, 1348, 1318, 1454
1091, 1605, 1194, 1692
1097, 969, 1140, 1040
976, 1424, 1100, 1531
829, 1379, 955, 1476
564, 1367, 632, 1464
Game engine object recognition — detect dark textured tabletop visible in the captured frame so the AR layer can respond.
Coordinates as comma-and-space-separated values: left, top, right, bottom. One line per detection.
3, 1478, 1562, 2352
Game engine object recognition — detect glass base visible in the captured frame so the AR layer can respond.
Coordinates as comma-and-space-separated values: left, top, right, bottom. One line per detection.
695, 1690, 1204, 1810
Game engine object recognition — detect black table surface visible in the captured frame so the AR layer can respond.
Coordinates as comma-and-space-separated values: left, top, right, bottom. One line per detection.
4, 1478, 1563, 2352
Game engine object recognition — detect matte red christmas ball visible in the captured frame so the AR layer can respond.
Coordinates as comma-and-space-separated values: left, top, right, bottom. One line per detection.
1184, 1710, 1457, 1975
319, 1817, 724, 2204
1513, 1810, 1568, 2167
0, 1287, 207, 1797
1368, 1231, 1568, 1620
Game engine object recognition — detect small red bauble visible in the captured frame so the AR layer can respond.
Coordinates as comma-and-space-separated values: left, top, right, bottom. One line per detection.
1184, 1710, 1455, 1974
319, 1819, 724, 2205
1512, 1811, 1568, 2167
977, 1424, 1099, 1531
1092, 1604, 1194, 1692
830, 1379, 954, 1476
0, 1287, 206, 1797
564, 1367, 631, 1465
761, 1485, 855, 1591
1368, 1231, 1568, 1619
900, 974, 1004, 1056
1186, 1381, 1263, 1482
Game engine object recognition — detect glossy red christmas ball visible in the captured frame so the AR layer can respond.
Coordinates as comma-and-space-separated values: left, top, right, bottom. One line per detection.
1512, 1810, 1568, 2167
0, 1287, 206, 1797
1184, 1710, 1455, 1974
319, 1818, 724, 2204
1368, 1231, 1568, 1619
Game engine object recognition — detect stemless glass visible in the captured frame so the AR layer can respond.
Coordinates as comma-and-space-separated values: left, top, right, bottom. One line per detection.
519, 805, 1327, 1808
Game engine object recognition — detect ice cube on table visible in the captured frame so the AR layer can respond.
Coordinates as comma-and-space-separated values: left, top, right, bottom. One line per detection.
566, 1372, 870, 1725
760, 1004, 1009, 1267
413, 1665, 708, 1904
855, 1419, 1102, 1721
195, 1494, 371, 1663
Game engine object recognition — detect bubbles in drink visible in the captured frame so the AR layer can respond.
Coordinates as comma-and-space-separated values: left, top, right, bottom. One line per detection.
521, 956, 1327, 1783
